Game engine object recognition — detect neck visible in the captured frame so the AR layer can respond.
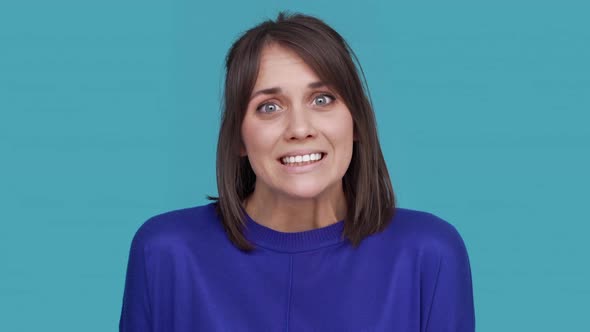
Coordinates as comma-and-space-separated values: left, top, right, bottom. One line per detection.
243, 183, 347, 233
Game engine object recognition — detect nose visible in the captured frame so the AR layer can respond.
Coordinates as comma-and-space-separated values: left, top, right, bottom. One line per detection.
284, 103, 317, 141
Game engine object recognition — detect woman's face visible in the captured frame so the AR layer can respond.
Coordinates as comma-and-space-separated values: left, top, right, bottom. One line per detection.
240, 43, 355, 200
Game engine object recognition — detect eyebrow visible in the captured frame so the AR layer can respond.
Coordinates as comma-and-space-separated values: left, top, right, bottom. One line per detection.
249, 81, 326, 101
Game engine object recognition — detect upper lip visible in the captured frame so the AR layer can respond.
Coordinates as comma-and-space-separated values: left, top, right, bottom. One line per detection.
278, 150, 326, 159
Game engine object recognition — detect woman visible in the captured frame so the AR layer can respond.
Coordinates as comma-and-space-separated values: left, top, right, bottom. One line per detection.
120, 12, 475, 332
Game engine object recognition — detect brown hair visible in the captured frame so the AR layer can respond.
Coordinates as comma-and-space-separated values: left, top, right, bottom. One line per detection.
207, 11, 396, 251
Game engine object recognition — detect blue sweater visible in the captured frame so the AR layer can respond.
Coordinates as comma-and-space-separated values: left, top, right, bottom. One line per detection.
119, 202, 475, 331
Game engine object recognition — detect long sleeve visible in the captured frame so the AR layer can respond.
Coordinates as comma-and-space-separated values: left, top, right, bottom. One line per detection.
119, 229, 153, 332
424, 222, 476, 332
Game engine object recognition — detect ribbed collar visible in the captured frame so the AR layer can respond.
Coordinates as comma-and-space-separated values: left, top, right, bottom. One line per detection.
242, 209, 346, 253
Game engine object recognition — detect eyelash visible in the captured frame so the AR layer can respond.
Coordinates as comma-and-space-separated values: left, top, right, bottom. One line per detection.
256, 93, 336, 113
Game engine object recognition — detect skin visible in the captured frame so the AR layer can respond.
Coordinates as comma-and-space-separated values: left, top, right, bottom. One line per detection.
240, 43, 356, 232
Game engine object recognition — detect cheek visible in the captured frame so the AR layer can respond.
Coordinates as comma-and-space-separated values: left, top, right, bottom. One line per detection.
241, 119, 278, 158
326, 111, 355, 145
327, 112, 355, 170
241, 118, 261, 150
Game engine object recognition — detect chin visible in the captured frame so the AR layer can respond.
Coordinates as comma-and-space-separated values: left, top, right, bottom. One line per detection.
279, 185, 327, 200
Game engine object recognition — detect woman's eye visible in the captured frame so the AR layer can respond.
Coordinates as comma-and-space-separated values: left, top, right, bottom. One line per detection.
313, 94, 335, 106
257, 102, 281, 113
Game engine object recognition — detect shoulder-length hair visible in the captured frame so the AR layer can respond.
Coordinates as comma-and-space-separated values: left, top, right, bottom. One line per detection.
207, 11, 396, 251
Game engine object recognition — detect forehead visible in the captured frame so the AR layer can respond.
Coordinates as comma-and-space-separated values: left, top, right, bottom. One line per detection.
254, 44, 319, 86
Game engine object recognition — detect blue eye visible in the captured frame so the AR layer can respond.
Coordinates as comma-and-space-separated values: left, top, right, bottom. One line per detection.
257, 102, 281, 113
313, 94, 335, 106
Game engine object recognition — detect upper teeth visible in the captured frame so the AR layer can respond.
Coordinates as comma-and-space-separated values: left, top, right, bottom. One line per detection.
281, 153, 323, 164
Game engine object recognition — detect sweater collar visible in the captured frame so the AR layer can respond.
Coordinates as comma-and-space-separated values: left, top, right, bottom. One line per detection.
242, 209, 346, 253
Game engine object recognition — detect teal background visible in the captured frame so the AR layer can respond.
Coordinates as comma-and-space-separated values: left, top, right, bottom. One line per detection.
1, 0, 588, 330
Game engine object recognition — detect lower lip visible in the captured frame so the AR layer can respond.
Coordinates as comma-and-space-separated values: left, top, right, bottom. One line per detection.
278, 154, 326, 174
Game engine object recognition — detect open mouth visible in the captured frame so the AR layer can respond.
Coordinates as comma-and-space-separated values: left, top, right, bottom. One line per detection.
278, 152, 326, 166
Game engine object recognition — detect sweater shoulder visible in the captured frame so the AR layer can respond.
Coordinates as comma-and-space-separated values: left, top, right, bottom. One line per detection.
383, 207, 468, 255
129, 202, 223, 251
